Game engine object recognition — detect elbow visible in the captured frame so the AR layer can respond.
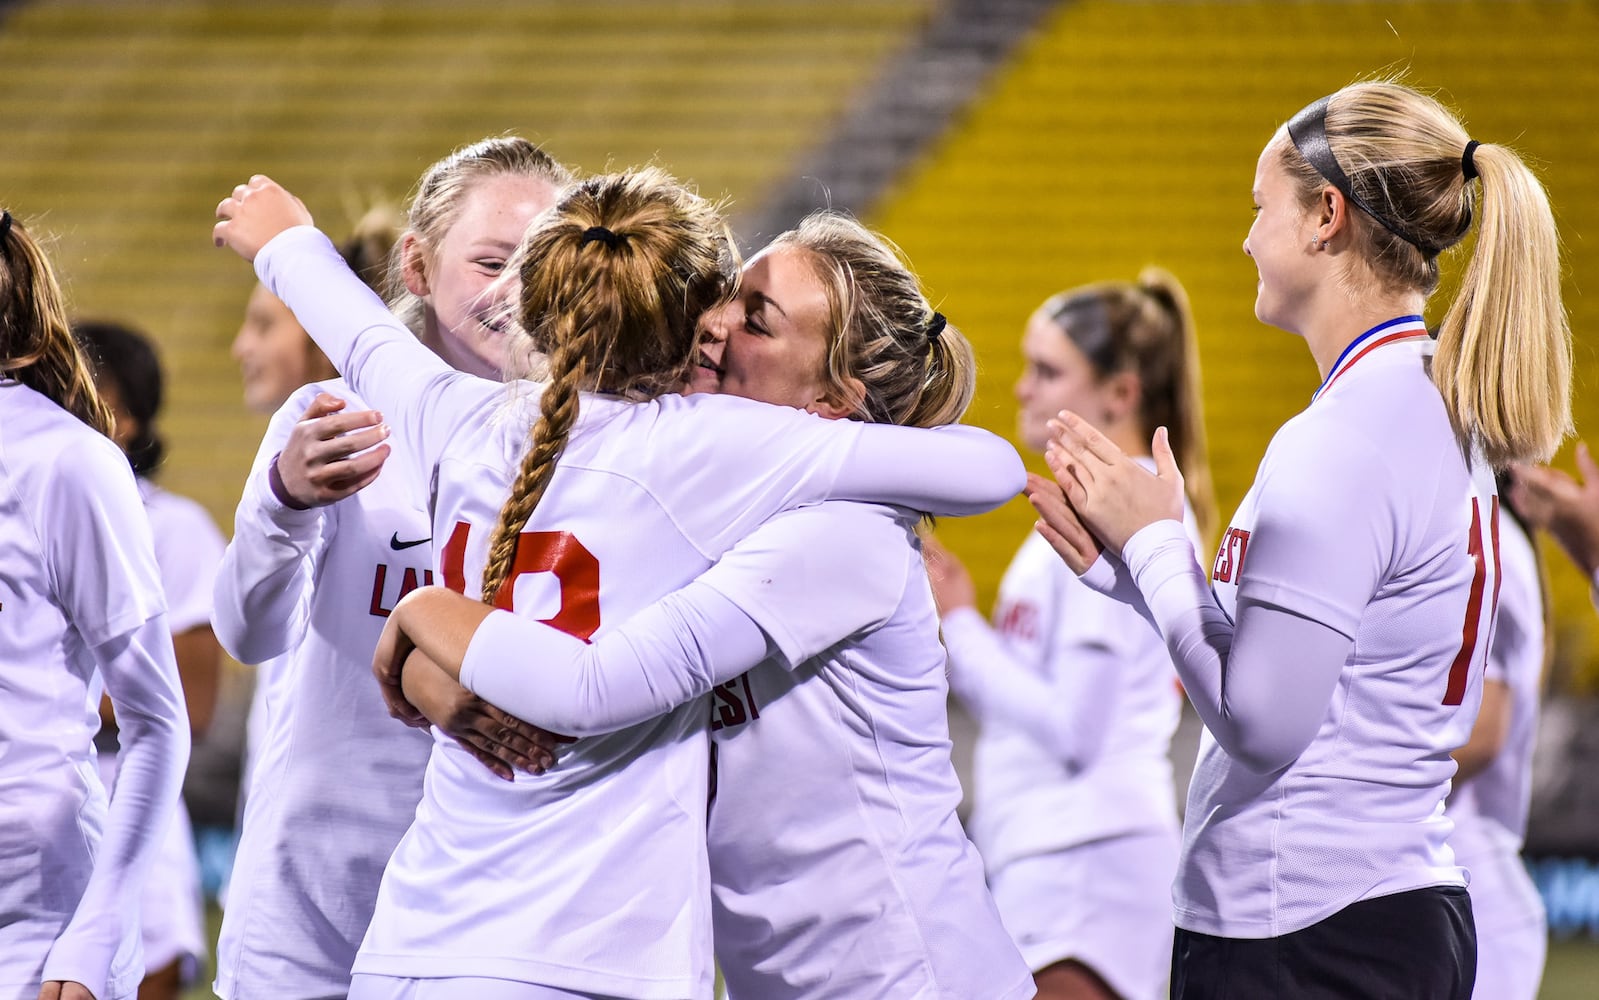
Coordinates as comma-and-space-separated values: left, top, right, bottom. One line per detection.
1223, 729, 1305, 776
213, 617, 288, 666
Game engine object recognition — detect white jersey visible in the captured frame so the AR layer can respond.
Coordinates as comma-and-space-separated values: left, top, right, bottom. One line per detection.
213, 379, 436, 1000
701, 505, 1034, 1000
1190, 318, 1497, 937
946, 519, 1186, 871
255, 226, 1025, 999
0, 380, 188, 1000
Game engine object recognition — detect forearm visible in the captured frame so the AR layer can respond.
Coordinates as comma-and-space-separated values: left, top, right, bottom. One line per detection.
459, 584, 773, 736
212, 488, 324, 664
941, 607, 1117, 769
1122, 520, 1350, 774
254, 226, 485, 482
836, 424, 1025, 516
44, 616, 189, 996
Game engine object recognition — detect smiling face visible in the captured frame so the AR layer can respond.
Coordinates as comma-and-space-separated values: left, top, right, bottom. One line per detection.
414, 172, 560, 378
688, 246, 839, 412
231, 283, 323, 414
1243, 142, 1322, 335
1013, 307, 1118, 452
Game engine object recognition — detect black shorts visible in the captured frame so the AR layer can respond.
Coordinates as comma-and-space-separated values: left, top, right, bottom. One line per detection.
1171, 885, 1476, 999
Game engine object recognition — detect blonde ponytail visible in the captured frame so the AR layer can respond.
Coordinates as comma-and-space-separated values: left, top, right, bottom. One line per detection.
477, 169, 736, 604
1278, 80, 1571, 467
1433, 142, 1571, 466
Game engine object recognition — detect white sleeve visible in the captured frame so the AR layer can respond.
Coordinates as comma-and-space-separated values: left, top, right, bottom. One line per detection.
829, 423, 1026, 516
461, 586, 773, 736
695, 503, 909, 664
211, 384, 332, 665
940, 606, 1123, 772
43, 616, 190, 996
35, 442, 188, 997
254, 225, 500, 490
460, 504, 909, 733
1120, 519, 1353, 774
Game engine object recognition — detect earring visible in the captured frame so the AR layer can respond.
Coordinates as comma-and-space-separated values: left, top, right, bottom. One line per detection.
1319, 239, 1329, 251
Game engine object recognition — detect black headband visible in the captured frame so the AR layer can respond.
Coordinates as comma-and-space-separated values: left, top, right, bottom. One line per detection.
925, 311, 947, 343
580, 226, 621, 250
1286, 96, 1448, 258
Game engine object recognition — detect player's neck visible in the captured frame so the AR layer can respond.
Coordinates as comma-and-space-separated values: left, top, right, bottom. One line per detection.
1303, 289, 1427, 382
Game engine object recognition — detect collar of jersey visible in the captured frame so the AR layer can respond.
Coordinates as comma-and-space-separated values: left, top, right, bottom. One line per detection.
1312, 315, 1429, 402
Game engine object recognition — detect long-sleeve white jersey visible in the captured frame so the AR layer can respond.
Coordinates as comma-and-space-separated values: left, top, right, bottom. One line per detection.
1135, 319, 1496, 938
941, 485, 1192, 871
212, 379, 436, 1000
0, 380, 189, 1000
254, 226, 1026, 998
453, 503, 1033, 999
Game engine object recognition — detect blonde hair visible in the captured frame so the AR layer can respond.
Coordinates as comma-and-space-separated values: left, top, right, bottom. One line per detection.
769, 212, 975, 429
388, 136, 574, 335
479, 169, 737, 604
0, 214, 112, 435
1043, 267, 1216, 539
1275, 80, 1571, 466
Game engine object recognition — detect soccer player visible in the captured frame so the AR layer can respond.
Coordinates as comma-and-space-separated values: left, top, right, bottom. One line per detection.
211, 138, 569, 1000
1036, 79, 1571, 998
372, 212, 1036, 999
927, 269, 1213, 1000
214, 169, 1023, 998
0, 211, 189, 1000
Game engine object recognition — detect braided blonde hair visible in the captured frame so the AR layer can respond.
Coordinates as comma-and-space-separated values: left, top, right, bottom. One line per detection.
478, 169, 736, 604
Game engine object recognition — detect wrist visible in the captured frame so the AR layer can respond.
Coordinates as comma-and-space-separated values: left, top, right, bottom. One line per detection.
267, 452, 313, 510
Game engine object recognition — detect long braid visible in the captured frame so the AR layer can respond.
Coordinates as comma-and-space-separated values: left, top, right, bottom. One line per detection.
479, 328, 593, 604
474, 168, 735, 605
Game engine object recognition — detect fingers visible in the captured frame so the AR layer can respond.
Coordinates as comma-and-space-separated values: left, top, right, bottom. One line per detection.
298, 392, 351, 421
1577, 441, 1599, 486
1042, 444, 1090, 506
461, 741, 516, 782
1055, 409, 1126, 465
1026, 475, 1102, 573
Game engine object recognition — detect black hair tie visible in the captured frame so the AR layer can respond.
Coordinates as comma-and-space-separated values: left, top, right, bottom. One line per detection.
925, 311, 947, 343
580, 226, 621, 249
1461, 140, 1481, 182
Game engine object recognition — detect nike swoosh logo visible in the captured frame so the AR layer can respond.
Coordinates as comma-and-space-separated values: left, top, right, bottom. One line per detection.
389, 533, 432, 551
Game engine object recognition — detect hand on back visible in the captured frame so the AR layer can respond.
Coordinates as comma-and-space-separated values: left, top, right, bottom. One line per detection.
275, 392, 391, 507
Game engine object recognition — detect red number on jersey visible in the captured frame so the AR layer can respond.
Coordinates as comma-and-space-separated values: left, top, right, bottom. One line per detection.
1443, 497, 1501, 706
439, 521, 602, 640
